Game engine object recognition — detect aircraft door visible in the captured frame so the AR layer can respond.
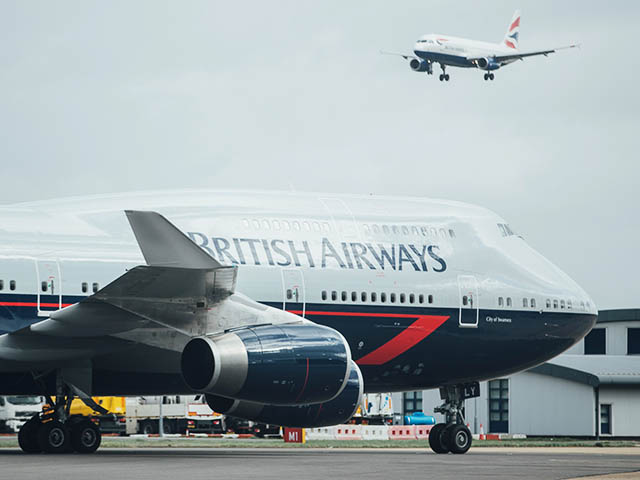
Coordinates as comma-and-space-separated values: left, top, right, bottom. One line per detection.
281, 268, 305, 317
36, 259, 62, 316
457, 274, 478, 328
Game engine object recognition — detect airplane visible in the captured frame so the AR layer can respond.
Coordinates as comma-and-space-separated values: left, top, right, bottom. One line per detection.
383, 10, 579, 81
0, 190, 596, 455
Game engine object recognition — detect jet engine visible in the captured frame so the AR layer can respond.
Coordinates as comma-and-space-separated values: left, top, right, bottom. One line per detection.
205, 361, 363, 428
475, 57, 500, 71
181, 323, 351, 405
410, 58, 432, 73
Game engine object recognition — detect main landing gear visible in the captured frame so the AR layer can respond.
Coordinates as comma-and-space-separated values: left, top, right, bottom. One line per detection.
439, 64, 450, 82
483, 72, 495, 81
18, 373, 102, 454
428, 382, 479, 454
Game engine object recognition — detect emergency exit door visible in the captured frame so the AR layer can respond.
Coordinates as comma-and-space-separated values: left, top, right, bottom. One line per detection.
457, 274, 479, 328
281, 268, 305, 317
36, 259, 62, 316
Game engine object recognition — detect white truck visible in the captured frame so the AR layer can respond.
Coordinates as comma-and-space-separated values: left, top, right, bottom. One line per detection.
0, 396, 45, 433
125, 396, 226, 435
354, 393, 394, 425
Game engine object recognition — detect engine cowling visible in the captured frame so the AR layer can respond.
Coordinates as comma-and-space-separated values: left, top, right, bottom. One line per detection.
181, 323, 351, 405
205, 361, 364, 428
475, 57, 500, 71
410, 58, 431, 73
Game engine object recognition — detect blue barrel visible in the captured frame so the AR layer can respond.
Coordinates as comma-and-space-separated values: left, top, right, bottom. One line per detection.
404, 412, 436, 425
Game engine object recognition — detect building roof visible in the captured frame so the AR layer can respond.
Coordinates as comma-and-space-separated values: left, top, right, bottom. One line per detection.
597, 309, 640, 324
549, 355, 640, 385
529, 362, 600, 387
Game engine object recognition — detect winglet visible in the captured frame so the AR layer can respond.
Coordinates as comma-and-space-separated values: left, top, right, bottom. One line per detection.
125, 210, 222, 269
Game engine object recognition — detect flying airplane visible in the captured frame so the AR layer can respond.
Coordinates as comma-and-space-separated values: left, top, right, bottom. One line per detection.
0, 190, 596, 455
383, 10, 579, 81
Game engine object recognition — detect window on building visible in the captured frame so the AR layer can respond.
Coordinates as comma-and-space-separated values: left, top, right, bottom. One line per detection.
627, 328, 640, 355
489, 379, 509, 433
403, 391, 423, 415
584, 328, 606, 355
600, 404, 611, 435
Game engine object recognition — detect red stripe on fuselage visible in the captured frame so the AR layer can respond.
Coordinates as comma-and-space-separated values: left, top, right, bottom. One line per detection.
287, 310, 449, 366
0, 302, 72, 308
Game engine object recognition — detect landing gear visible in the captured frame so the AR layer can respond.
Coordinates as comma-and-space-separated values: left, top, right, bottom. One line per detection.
428, 382, 478, 455
439, 64, 450, 82
483, 72, 495, 81
17, 371, 102, 454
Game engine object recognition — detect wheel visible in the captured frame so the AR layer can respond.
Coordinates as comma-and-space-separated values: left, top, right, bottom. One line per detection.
18, 416, 42, 453
445, 74, 450, 81
162, 421, 173, 435
484, 73, 488, 80
428, 423, 449, 454
489, 73, 495, 80
71, 419, 101, 453
443, 424, 472, 454
439, 74, 444, 81
141, 421, 155, 435
37, 420, 70, 454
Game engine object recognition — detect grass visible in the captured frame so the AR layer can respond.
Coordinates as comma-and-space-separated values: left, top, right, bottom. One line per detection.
0, 435, 637, 449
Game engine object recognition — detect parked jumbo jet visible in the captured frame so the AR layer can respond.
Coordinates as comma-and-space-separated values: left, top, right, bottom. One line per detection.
383, 10, 579, 81
0, 190, 596, 455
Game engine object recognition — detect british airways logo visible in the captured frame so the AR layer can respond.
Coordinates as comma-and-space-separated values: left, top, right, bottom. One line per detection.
188, 232, 447, 272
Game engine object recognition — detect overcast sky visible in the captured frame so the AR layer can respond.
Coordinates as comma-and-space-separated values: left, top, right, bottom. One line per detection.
0, 1, 638, 309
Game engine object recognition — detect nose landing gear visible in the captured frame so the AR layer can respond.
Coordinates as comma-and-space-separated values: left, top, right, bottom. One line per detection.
428, 383, 478, 454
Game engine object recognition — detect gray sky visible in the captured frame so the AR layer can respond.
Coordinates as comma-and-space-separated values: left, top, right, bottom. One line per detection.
0, 1, 638, 309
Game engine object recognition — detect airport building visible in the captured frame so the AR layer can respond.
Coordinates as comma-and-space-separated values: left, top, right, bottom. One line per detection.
394, 309, 640, 437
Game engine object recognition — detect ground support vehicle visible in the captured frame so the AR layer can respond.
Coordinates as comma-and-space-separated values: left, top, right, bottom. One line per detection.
0, 396, 45, 433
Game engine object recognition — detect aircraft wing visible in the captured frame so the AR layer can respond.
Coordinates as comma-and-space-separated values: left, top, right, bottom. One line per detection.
380, 50, 418, 61
471, 44, 580, 65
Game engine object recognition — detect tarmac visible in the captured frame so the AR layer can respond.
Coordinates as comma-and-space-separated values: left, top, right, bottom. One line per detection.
0, 447, 639, 480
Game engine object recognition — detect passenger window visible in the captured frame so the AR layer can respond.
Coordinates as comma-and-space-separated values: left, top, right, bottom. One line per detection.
380, 293, 387, 303
242, 219, 250, 228
546, 299, 551, 308
323, 222, 331, 233
372, 224, 380, 234
303, 221, 310, 231
401, 226, 409, 235
560, 300, 565, 309
531, 298, 536, 308
462, 296, 468, 306
313, 222, 321, 232
523, 298, 528, 308
428, 294, 433, 304
449, 229, 456, 238
286, 289, 293, 300
82, 282, 88, 293
371, 292, 377, 302
400, 293, 406, 303
293, 221, 301, 231
382, 225, 390, 235
321, 291, 327, 301
361, 292, 367, 302
262, 220, 270, 230
567, 300, 572, 310
351, 291, 357, 302
580, 301, 585, 310
553, 299, 558, 309
430, 228, 437, 237
390, 293, 396, 303
418, 294, 424, 304
411, 227, 419, 236
392, 226, 399, 235
439, 228, 447, 238
506, 297, 512, 307
408, 293, 414, 304
0, 279, 3, 290
41, 281, 47, 292
341, 291, 347, 302
283, 220, 291, 231
331, 291, 337, 301
498, 297, 504, 307
10, 280, 16, 291
420, 227, 428, 236
252, 219, 260, 229
92, 282, 99, 293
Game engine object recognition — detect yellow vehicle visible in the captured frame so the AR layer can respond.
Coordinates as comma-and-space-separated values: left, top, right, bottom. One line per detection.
68, 397, 127, 435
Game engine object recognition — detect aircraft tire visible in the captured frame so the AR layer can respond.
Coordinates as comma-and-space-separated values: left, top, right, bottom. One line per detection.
443, 424, 472, 454
484, 73, 488, 80
445, 74, 450, 81
439, 74, 444, 81
18, 416, 42, 454
428, 423, 449, 454
489, 73, 495, 80
37, 420, 71, 454
71, 419, 102, 454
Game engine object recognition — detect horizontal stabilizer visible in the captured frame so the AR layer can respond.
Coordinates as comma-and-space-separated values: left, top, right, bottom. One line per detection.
125, 210, 222, 269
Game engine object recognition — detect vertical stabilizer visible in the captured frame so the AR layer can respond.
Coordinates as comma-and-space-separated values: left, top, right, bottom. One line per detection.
503, 10, 520, 49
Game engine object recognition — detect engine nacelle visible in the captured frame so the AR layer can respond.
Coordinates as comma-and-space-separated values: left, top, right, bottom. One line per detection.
410, 58, 432, 73
181, 323, 351, 405
475, 57, 500, 71
205, 361, 364, 428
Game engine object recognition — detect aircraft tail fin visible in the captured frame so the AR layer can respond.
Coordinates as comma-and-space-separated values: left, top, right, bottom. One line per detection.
503, 10, 520, 50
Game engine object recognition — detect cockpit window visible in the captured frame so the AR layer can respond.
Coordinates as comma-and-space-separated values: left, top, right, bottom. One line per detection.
497, 223, 517, 237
